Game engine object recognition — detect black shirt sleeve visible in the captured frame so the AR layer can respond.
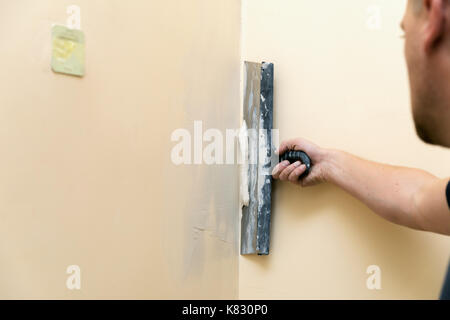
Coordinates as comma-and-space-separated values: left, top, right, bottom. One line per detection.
446, 180, 450, 209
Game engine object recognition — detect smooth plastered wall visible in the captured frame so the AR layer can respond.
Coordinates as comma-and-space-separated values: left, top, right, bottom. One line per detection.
0, 0, 240, 299
240, 0, 450, 299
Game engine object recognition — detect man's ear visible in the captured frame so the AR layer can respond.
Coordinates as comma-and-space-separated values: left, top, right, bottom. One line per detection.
424, 0, 446, 54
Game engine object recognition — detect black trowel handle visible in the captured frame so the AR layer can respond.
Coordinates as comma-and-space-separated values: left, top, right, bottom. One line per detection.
279, 150, 312, 178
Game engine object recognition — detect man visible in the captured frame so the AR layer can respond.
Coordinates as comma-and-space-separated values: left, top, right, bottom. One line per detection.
272, 0, 450, 299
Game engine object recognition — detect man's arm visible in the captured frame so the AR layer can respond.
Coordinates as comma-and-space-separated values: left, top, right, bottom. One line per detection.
272, 138, 450, 235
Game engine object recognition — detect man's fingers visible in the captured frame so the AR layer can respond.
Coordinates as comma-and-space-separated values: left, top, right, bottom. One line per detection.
272, 160, 290, 179
273, 160, 308, 185
279, 161, 302, 180
288, 164, 307, 183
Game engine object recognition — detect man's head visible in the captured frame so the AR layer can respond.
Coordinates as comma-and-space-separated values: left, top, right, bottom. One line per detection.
402, 0, 450, 146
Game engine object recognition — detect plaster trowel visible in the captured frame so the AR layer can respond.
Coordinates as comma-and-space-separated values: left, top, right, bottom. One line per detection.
239, 61, 312, 255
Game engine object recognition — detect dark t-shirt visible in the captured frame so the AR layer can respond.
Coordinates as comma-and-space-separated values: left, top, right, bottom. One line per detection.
440, 180, 450, 300
446, 180, 450, 209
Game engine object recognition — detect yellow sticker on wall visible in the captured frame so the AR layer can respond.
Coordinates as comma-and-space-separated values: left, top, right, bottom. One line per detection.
51, 25, 85, 77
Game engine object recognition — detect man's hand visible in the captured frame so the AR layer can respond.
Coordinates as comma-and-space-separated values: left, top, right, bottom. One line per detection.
271, 137, 450, 235
272, 138, 328, 187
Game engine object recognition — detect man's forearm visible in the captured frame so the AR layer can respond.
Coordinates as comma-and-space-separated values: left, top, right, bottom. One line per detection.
321, 149, 440, 231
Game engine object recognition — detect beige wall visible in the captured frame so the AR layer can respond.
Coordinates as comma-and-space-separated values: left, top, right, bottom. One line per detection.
240, 0, 450, 299
0, 0, 240, 299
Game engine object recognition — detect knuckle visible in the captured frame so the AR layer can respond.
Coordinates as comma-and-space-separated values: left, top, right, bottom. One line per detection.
272, 165, 280, 176
288, 168, 302, 182
279, 168, 292, 180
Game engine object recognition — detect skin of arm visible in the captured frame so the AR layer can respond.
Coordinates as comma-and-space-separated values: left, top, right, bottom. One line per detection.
272, 138, 450, 235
